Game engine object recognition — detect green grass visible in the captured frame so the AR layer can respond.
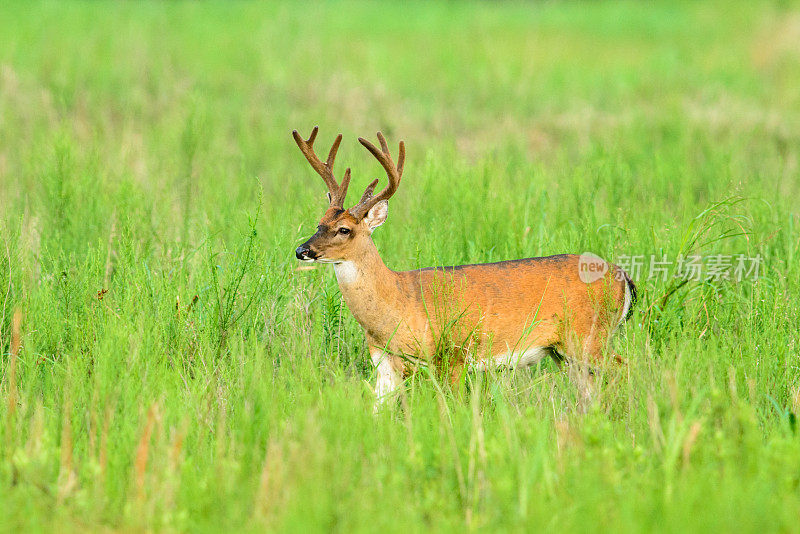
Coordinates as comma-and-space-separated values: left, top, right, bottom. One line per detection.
1, 0, 800, 531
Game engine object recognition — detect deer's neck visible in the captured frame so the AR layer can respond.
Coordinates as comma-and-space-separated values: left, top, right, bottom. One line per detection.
333, 240, 407, 343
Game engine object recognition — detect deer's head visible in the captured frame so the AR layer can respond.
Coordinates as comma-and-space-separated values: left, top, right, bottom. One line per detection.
293, 127, 404, 264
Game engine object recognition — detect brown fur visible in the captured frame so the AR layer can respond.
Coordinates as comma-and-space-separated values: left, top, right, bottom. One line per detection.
300, 208, 628, 376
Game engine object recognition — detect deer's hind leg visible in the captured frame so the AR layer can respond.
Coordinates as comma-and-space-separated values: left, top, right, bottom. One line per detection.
554, 346, 597, 413
553, 312, 616, 411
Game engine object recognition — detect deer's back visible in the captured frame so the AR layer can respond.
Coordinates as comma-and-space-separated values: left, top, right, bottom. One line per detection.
398, 254, 627, 357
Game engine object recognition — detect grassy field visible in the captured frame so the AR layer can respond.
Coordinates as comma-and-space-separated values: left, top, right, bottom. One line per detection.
1, 1, 800, 531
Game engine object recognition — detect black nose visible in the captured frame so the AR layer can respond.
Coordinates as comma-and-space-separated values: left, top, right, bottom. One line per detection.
296, 245, 316, 260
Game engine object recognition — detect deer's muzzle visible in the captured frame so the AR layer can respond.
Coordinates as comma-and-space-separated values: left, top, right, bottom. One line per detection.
295, 243, 318, 261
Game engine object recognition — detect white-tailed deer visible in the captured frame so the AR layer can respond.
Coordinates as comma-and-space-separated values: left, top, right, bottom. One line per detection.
293, 127, 636, 409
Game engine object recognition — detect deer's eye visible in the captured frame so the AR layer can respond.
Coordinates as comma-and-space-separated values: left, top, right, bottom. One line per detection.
337, 227, 351, 235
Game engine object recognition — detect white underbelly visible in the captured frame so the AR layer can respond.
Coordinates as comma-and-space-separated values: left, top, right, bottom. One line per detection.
472, 346, 550, 370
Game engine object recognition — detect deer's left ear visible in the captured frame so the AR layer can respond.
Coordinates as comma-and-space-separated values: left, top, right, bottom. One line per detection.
364, 200, 388, 231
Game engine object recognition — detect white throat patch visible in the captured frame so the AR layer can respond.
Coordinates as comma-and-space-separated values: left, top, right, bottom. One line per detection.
334, 261, 358, 285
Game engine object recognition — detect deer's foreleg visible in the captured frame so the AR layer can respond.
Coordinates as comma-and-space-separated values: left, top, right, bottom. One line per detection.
371, 348, 403, 412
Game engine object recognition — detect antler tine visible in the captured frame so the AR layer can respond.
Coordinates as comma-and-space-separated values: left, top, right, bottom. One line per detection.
307, 125, 318, 144
326, 133, 342, 169
340, 167, 352, 196
396, 140, 405, 177
292, 127, 349, 208
349, 132, 405, 219
377, 131, 389, 154
357, 178, 380, 205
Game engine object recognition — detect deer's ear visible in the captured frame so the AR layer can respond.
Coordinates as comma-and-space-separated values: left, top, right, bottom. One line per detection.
364, 200, 388, 231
